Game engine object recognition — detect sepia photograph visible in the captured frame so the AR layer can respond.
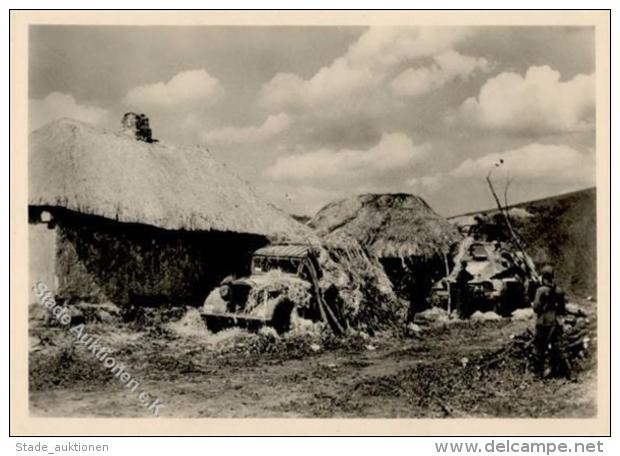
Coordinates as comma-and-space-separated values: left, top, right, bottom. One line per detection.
9, 9, 611, 436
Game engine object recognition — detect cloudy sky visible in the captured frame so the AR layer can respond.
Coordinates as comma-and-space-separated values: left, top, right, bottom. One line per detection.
29, 26, 596, 216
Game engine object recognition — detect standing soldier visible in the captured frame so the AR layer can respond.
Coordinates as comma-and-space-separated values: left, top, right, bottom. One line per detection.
532, 265, 566, 378
453, 259, 474, 317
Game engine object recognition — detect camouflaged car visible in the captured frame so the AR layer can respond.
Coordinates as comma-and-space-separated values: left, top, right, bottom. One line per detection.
202, 244, 341, 334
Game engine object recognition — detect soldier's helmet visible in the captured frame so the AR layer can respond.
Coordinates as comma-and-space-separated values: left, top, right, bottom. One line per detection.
541, 265, 554, 280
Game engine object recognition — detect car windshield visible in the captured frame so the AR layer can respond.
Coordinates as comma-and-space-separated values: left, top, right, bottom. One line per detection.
251, 256, 302, 275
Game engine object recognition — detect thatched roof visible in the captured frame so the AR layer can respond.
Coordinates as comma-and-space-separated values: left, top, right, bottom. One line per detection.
309, 193, 461, 259
29, 119, 310, 238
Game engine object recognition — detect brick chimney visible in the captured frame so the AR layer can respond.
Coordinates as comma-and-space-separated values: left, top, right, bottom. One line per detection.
121, 112, 157, 143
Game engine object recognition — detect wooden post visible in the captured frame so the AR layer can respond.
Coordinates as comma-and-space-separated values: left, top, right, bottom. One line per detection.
443, 251, 452, 313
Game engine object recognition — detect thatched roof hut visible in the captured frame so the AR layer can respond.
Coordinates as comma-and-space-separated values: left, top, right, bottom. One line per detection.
28, 118, 310, 306
29, 118, 309, 239
309, 193, 461, 313
309, 193, 460, 259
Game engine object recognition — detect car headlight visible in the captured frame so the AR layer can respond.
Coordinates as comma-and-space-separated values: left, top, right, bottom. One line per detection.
219, 285, 231, 300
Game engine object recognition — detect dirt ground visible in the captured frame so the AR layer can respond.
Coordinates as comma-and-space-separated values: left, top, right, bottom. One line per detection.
29, 299, 597, 418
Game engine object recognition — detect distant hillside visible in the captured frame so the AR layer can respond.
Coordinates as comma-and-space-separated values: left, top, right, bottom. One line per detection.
452, 188, 597, 297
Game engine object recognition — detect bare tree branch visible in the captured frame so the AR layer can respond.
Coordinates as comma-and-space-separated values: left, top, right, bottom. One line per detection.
485, 170, 539, 280
503, 175, 514, 209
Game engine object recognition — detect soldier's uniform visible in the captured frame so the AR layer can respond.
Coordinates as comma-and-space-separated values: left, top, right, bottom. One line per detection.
454, 261, 474, 317
532, 265, 566, 378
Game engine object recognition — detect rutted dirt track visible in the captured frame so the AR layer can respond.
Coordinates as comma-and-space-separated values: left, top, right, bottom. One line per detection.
29, 300, 596, 418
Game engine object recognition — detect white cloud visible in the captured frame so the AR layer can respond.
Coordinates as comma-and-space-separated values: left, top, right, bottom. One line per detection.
123, 69, 223, 108
257, 181, 342, 215
203, 113, 291, 144
391, 50, 490, 97
347, 27, 472, 70
406, 174, 445, 192
449, 143, 595, 184
259, 27, 473, 109
455, 66, 594, 133
29, 92, 108, 131
264, 132, 429, 181
259, 58, 378, 110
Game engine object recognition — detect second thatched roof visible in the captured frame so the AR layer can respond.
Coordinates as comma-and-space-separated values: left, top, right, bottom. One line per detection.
29, 118, 310, 239
309, 193, 461, 259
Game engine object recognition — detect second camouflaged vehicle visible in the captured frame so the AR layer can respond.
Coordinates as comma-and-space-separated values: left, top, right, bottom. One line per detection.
430, 239, 533, 316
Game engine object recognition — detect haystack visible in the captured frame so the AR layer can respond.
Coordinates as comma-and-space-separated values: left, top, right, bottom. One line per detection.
309, 194, 461, 313
316, 233, 405, 330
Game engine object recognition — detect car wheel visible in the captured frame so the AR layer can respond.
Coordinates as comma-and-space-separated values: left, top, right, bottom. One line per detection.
271, 299, 295, 334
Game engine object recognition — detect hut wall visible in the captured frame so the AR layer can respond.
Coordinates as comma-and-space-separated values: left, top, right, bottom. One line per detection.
43, 207, 267, 306
28, 220, 58, 303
